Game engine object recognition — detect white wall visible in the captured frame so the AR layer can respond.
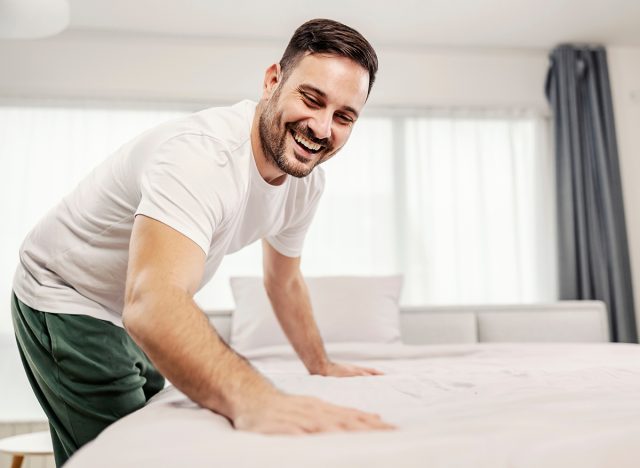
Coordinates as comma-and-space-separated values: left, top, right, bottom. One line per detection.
609, 47, 640, 338
0, 30, 550, 111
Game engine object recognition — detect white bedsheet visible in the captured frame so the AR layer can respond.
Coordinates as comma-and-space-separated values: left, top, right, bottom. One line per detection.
67, 343, 640, 467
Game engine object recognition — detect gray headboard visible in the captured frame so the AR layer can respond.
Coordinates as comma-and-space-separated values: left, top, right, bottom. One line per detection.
206, 300, 610, 345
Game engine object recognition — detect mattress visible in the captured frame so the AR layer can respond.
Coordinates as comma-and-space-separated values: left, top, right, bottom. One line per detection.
66, 343, 640, 468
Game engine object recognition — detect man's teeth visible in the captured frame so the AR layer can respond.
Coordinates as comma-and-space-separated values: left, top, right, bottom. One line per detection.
293, 132, 321, 151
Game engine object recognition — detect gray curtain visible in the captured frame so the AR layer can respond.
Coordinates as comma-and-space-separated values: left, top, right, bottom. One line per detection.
545, 45, 637, 343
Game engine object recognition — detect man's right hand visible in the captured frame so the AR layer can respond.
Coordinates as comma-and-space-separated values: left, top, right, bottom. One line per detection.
124, 216, 394, 436
232, 391, 396, 435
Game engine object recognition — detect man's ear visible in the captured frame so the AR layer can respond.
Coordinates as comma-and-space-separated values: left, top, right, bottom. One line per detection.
262, 63, 281, 100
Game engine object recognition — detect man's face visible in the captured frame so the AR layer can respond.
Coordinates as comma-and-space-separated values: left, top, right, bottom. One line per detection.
258, 53, 370, 178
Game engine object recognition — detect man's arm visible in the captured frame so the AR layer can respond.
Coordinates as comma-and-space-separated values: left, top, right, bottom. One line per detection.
261, 239, 383, 377
123, 215, 392, 433
123, 215, 277, 418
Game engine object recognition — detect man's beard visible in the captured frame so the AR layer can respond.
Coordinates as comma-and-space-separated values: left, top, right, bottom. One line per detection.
258, 95, 333, 178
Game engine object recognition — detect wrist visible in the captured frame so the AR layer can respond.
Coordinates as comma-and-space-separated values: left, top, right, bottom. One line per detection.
226, 383, 282, 421
306, 358, 332, 376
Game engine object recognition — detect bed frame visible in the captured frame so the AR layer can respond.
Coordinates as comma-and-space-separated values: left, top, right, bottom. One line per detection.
206, 300, 611, 345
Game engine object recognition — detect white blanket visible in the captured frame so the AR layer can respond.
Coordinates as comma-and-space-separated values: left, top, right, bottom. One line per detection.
67, 343, 640, 468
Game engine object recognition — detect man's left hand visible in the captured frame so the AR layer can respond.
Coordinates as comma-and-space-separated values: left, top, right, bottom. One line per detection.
315, 361, 384, 377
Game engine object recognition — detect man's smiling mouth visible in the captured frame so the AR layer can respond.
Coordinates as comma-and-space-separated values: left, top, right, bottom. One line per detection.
290, 129, 324, 154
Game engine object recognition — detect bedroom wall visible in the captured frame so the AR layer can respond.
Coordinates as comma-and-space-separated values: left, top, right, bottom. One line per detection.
0, 30, 549, 110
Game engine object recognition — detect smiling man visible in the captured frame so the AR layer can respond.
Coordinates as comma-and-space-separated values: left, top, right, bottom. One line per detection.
11, 19, 392, 467
257, 53, 364, 179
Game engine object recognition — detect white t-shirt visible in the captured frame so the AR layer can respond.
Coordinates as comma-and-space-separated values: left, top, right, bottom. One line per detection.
13, 100, 325, 327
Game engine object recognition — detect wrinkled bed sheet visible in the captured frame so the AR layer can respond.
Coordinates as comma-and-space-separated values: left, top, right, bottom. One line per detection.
67, 343, 640, 468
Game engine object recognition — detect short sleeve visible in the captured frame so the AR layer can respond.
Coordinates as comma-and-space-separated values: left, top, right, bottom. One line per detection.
135, 133, 229, 255
265, 167, 326, 258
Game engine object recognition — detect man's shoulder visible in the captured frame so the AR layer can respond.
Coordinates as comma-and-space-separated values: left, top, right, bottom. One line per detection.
123, 100, 255, 177
188, 100, 257, 151
130, 100, 256, 156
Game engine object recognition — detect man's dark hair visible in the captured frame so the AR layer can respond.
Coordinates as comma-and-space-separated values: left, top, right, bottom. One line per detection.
279, 19, 378, 96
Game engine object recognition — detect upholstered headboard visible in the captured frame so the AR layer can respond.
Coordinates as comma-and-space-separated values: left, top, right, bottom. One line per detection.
206, 300, 610, 345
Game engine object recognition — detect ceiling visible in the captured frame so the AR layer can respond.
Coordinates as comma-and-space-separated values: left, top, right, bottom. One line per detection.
67, 0, 640, 49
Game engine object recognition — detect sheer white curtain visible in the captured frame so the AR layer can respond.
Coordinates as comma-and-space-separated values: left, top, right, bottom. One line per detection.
399, 111, 557, 304
0, 103, 189, 332
0, 102, 556, 333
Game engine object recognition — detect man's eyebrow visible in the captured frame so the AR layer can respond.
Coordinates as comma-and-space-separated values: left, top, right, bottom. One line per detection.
299, 84, 360, 119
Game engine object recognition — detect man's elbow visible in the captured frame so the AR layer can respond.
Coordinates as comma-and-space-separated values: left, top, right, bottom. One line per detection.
122, 285, 160, 340
263, 272, 304, 300
122, 283, 191, 339
122, 295, 148, 339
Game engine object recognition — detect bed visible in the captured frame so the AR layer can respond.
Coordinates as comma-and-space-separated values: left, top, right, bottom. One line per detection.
66, 341, 640, 468
64, 277, 640, 468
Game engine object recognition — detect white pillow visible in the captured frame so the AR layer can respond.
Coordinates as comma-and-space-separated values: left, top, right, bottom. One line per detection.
229, 275, 403, 353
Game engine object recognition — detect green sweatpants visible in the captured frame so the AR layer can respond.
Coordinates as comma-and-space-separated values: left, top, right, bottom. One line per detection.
11, 292, 165, 467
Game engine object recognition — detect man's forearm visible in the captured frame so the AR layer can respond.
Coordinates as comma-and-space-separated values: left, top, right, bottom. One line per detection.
264, 275, 330, 374
123, 286, 277, 420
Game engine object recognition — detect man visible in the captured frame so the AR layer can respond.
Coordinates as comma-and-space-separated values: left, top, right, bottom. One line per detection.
11, 18, 393, 466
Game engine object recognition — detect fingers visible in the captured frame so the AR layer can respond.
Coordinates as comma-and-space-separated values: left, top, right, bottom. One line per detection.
361, 366, 384, 375
341, 366, 385, 377
316, 403, 396, 432
336, 411, 396, 432
353, 410, 396, 430
326, 362, 385, 377
297, 412, 395, 434
287, 403, 396, 434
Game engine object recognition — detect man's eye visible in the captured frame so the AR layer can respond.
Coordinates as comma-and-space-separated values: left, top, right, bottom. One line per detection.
336, 114, 353, 124
304, 95, 320, 107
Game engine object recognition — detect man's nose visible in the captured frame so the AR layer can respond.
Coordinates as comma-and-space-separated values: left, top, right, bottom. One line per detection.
309, 110, 332, 141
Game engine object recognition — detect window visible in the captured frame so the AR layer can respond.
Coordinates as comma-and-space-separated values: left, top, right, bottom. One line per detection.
0, 102, 556, 333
